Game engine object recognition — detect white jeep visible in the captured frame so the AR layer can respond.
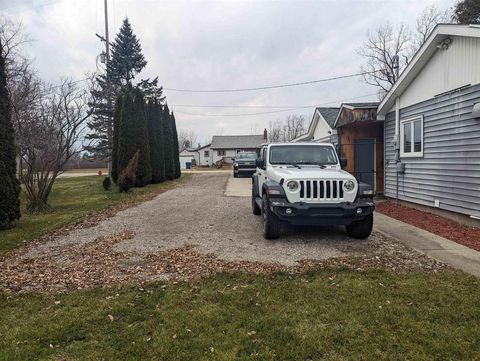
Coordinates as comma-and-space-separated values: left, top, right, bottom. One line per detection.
252, 143, 375, 239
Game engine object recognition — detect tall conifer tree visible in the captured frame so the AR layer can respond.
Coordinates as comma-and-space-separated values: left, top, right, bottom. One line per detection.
156, 101, 166, 182
132, 88, 151, 186
162, 104, 175, 180
147, 101, 163, 183
171, 111, 181, 179
117, 87, 151, 187
86, 17, 147, 162
111, 92, 123, 183
0, 40, 21, 228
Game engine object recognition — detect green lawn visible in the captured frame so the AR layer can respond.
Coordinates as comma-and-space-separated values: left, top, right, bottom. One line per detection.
0, 176, 184, 254
0, 270, 479, 360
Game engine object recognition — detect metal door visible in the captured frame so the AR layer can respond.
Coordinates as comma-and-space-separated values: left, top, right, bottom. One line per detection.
354, 139, 375, 188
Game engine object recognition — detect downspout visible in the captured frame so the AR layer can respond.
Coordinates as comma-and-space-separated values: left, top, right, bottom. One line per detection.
395, 97, 400, 202
393, 54, 401, 202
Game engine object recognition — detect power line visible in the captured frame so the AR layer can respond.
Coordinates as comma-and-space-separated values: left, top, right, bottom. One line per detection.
173, 93, 378, 117
164, 70, 377, 93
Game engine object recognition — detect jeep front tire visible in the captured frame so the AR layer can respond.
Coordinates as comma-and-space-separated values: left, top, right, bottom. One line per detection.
345, 214, 373, 239
262, 194, 280, 239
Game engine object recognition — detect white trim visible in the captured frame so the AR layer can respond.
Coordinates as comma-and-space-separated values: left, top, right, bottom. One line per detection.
400, 115, 424, 158
378, 24, 480, 116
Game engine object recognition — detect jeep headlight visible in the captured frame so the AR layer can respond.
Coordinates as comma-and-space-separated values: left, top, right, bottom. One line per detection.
286, 180, 299, 192
234, 163, 238, 167
343, 180, 355, 192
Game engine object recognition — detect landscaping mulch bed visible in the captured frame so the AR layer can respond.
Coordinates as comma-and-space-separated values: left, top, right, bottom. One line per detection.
0, 230, 449, 294
376, 201, 480, 251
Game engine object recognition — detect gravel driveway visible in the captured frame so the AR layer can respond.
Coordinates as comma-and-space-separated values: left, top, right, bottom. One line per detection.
1, 173, 448, 292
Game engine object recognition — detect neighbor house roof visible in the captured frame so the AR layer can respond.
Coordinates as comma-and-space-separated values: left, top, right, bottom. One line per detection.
342, 102, 379, 109
211, 135, 265, 149
378, 24, 480, 117
292, 107, 340, 142
333, 102, 379, 127
316, 107, 340, 128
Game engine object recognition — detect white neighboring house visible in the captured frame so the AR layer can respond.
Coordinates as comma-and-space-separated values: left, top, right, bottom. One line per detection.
292, 107, 340, 143
178, 144, 212, 168
197, 144, 212, 166
210, 132, 267, 164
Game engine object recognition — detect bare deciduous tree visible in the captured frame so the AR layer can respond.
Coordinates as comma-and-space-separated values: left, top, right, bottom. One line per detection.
268, 119, 283, 142
0, 17, 31, 89
178, 130, 198, 151
15, 79, 92, 212
414, 4, 450, 50
357, 22, 412, 95
359, 5, 451, 96
269, 115, 306, 142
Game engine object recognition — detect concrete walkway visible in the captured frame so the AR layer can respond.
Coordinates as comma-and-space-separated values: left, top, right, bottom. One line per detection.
375, 212, 480, 278
224, 177, 251, 197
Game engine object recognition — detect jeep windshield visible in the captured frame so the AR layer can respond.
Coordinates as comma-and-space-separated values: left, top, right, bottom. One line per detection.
269, 145, 338, 165
236, 152, 257, 160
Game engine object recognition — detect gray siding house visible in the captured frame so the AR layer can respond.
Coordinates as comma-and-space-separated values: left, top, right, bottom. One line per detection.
377, 24, 480, 220
210, 132, 267, 164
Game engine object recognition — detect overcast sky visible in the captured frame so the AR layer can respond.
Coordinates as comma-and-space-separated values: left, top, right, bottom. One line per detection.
2, 0, 454, 144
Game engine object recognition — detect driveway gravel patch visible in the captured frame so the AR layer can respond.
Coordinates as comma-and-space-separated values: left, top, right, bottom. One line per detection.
0, 174, 450, 293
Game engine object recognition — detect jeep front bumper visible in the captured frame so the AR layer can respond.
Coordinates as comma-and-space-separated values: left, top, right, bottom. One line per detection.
268, 198, 374, 226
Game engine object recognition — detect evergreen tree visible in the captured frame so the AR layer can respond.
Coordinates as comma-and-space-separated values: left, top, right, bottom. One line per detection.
162, 104, 175, 180
117, 87, 135, 175
171, 111, 181, 179
131, 88, 151, 186
0, 40, 21, 229
147, 101, 162, 183
155, 101, 166, 182
108, 18, 147, 85
111, 92, 123, 184
453, 0, 480, 24
85, 17, 147, 163
117, 87, 151, 187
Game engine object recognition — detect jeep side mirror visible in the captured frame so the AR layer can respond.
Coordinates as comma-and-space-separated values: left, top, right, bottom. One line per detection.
340, 158, 347, 168
256, 158, 264, 169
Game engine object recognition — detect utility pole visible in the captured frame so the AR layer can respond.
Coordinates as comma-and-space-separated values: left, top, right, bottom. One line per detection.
103, 0, 113, 176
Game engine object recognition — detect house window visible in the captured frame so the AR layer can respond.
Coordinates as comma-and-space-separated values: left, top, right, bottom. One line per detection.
218, 150, 226, 156
204, 150, 209, 157
400, 116, 423, 157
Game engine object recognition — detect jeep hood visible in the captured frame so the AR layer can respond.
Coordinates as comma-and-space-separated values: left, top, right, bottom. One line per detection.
271, 167, 355, 180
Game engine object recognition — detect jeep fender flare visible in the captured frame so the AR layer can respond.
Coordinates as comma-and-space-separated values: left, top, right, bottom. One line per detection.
262, 180, 286, 198
252, 174, 260, 197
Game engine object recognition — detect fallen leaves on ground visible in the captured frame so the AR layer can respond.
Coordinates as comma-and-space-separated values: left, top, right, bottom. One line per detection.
0, 229, 449, 294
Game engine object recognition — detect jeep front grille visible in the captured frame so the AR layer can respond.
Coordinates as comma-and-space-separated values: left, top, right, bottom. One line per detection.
299, 180, 344, 201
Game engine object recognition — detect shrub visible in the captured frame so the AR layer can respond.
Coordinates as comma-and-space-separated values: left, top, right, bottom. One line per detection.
102, 177, 112, 191
118, 151, 139, 193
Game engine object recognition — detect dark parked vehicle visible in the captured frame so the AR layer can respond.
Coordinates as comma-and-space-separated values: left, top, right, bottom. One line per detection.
233, 152, 258, 177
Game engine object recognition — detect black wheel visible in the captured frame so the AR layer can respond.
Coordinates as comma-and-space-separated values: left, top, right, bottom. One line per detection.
345, 214, 373, 239
252, 187, 261, 215
233, 173, 238, 178
262, 194, 280, 239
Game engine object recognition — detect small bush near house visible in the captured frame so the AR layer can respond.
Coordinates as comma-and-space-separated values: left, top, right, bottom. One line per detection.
102, 177, 112, 191
118, 151, 139, 193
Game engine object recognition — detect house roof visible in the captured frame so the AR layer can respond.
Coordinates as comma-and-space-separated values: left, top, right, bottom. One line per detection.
292, 107, 340, 142
378, 24, 480, 117
342, 102, 379, 109
211, 135, 265, 149
316, 107, 340, 128
333, 102, 379, 127
180, 143, 211, 153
